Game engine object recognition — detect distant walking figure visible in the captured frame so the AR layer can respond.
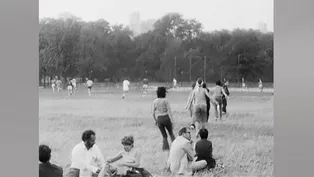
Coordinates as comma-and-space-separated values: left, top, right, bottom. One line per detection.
258, 78, 263, 92
242, 78, 248, 92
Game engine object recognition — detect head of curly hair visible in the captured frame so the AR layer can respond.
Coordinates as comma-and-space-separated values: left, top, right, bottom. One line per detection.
121, 135, 134, 146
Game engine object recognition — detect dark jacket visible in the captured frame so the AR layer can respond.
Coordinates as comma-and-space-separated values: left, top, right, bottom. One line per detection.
39, 162, 63, 177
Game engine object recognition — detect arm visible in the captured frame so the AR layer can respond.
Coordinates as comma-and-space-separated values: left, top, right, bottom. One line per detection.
166, 100, 174, 123
222, 88, 229, 98
122, 149, 141, 168
185, 91, 194, 109
107, 151, 123, 164
151, 101, 157, 124
71, 145, 99, 173
183, 142, 195, 162
204, 89, 218, 104
95, 146, 105, 173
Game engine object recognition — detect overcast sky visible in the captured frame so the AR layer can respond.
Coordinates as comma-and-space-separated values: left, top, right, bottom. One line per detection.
39, 0, 273, 32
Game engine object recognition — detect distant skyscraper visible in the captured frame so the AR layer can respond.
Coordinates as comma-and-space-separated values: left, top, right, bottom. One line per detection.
257, 21, 268, 33
129, 12, 141, 36
140, 19, 156, 33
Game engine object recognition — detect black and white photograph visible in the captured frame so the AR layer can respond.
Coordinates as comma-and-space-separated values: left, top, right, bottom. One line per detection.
39, 0, 274, 176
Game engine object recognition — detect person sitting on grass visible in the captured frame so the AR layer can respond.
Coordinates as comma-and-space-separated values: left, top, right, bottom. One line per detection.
99, 135, 153, 177
193, 128, 216, 175
39, 144, 63, 177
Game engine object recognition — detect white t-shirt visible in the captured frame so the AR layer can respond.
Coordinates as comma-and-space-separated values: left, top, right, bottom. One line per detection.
173, 79, 177, 86
87, 80, 93, 87
123, 80, 130, 91
72, 79, 77, 86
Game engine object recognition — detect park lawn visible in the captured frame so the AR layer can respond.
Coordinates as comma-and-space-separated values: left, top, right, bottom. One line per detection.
39, 88, 273, 177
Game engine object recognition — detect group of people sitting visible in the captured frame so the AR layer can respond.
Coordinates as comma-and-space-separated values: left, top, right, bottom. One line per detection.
39, 78, 229, 177
39, 128, 217, 177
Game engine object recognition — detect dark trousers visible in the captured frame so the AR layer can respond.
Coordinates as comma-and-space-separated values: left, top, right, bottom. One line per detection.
222, 97, 227, 113
157, 115, 175, 151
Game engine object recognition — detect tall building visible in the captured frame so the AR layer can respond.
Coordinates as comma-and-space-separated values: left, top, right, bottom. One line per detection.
140, 19, 156, 33
129, 12, 141, 36
257, 21, 268, 33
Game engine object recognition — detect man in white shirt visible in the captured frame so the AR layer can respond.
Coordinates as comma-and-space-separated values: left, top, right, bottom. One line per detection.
86, 78, 93, 96
167, 127, 194, 175
122, 79, 130, 99
173, 78, 177, 89
70, 130, 105, 177
71, 78, 77, 92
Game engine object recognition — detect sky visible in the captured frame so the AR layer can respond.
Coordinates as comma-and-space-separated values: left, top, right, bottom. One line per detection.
39, 0, 273, 32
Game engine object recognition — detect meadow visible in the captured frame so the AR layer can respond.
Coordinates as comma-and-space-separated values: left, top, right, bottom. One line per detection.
39, 85, 273, 177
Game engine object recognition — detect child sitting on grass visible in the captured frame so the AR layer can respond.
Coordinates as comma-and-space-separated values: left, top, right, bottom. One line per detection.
99, 135, 152, 177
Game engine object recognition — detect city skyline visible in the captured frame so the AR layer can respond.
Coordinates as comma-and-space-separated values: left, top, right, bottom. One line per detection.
39, 0, 273, 32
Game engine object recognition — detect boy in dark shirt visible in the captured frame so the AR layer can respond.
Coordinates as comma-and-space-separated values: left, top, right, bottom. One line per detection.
39, 145, 63, 177
193, 128, 216, 174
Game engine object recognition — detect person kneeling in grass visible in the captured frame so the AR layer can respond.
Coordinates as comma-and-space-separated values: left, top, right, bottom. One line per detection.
99, 135, 153, 177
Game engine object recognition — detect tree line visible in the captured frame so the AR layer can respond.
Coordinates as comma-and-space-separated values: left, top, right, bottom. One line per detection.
39, 12, 273, 85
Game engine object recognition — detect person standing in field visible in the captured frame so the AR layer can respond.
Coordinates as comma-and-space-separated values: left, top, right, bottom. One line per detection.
222, 80, 230, 115
187, 78, 218, 137
56, 78, 62, 92
212, 81, 229, 121
173, 78, 177, 89
258, 78, 263, 92
51, 77, 56, 92
142, 78, 149, 96
86, 78, 93, 96
122, 79, 130, 99
241, 78, 248, 92
152, 87, 176, 166
71, 78, 77, 92
67, 80, 74, 96
202, 83, 211, 122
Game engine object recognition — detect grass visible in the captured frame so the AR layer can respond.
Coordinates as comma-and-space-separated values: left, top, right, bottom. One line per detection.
39, 87, 273, 177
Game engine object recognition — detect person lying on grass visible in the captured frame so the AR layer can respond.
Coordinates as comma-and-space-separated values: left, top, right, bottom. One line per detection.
98, 135, 153, 177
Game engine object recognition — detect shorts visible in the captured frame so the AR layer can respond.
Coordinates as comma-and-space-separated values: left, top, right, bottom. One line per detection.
123, 87, 129, 92
88, 86, 92, 90
193, 104, 207, 123
67, 86, 73, 91
52, 84, 55, 88
143, 84, 148, 89
72, 84, 76, 88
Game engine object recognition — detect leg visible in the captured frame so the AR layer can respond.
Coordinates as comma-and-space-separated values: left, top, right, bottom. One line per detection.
222, 98, 227, 113
195, 121, 201, 137
218, 99, 223, 119
164, 117, 175, 142
157, 117, 170, 151
191, 160, 207, 172
213, 102, 218, 121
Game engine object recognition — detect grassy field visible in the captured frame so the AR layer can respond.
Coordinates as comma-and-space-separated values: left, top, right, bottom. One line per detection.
39, 87, 273, 177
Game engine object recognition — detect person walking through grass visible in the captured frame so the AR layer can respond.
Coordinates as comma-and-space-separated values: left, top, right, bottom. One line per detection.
212, 81, 229, 121
152, 86, 176, 166
186, 78, 218, 137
